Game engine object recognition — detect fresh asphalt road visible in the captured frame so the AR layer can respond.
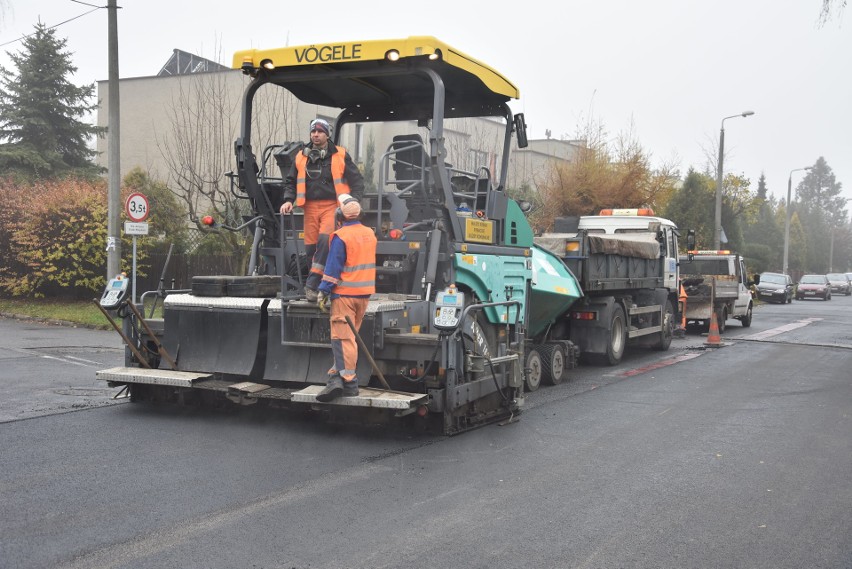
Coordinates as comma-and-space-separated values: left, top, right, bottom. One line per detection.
0, 318, 124, 422
1, 297, 851, 569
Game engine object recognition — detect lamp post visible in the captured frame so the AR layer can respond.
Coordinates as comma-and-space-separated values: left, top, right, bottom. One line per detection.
714, 111, 755, 249
782, 167, 812, 276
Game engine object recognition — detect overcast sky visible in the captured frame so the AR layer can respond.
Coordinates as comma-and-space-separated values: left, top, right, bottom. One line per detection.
2, 1, 850, 208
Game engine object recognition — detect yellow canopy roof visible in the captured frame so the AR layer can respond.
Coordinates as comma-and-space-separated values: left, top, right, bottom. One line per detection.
232, 36, 519, 110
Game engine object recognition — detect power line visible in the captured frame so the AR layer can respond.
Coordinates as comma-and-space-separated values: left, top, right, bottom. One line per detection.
0, 5, 106, 48
70, 0, 106, 7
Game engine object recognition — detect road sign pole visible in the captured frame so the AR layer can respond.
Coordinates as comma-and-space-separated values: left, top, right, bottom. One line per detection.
124, 192, 149, 305
132, 235, 137, 304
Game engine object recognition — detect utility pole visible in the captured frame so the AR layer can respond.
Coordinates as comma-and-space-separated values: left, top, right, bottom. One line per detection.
782, 167, 811, 276
106, 0, 121, 279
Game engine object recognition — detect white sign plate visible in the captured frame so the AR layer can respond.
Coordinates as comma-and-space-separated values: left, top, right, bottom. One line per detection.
124, 221, 149, 235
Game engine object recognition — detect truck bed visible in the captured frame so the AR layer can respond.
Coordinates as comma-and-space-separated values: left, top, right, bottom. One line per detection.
535, 232, 664, 292
683, 275, 741, 301
682, 276, 737, 321
679, 253, 753, 325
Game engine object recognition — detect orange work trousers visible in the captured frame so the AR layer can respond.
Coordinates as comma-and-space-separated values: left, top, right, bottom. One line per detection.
303, 200, 338, 290
302, 199, 337, 246
329, 296, 369, 382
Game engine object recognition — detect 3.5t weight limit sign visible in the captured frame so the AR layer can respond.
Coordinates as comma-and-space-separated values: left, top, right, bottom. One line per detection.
125, 192, 149, 222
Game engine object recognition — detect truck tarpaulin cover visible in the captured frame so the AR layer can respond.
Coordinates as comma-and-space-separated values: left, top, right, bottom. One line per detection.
586, 234, 660, 259
537, 233, 660, 260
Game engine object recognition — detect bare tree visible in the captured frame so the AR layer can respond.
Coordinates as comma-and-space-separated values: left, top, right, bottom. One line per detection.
0, 1, 10, 29
157, 70, 243, 253
156, 69, 297, 267
820, 0, 847, 26
252, 82, 301, 170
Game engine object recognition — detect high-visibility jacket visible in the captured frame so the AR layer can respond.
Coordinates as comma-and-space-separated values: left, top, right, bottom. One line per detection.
329, 223, 377, 296
294, 146, 351, 207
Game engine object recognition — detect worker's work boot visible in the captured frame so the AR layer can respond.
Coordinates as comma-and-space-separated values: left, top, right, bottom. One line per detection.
304, 287, 319, 303
342, 379, 359, 397
316, 375, 343, 402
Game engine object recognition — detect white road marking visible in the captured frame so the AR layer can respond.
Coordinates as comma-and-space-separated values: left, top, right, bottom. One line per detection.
40, 354, 90, 367
740, 318, 822, 341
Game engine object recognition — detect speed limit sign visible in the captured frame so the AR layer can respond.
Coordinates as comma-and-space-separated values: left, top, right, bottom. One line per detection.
125, 192, 149, 222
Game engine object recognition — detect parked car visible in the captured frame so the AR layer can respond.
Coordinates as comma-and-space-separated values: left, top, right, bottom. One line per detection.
755, 272, 794, 303
826, 273, 852, 296
796, 274, 832, 301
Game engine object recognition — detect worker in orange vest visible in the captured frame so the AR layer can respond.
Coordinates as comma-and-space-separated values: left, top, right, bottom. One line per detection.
315, 195, 377, 402
279, 118, 364, 302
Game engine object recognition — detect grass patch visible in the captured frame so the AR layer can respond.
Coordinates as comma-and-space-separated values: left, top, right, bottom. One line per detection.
0, 298, 110, 328
0, 298, 164, 329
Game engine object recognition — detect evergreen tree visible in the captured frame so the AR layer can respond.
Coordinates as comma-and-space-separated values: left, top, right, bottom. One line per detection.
0, 22, 105, 177
755, 171, 768, 200
662, 169, 715, 250
794, 157, 846, 272
743, 173, 783, 271
797, 157, 846, 225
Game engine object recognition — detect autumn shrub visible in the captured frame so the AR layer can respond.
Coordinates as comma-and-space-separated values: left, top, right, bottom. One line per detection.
0, 177, 147, 299
530, 122, 678, 233
0, 179, 28, 284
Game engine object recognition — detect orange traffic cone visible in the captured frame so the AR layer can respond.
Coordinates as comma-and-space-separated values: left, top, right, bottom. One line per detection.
674, 284, 688, 338
704, 311, 722, 347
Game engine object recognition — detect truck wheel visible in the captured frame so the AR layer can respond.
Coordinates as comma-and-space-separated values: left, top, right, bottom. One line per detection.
740, 304, 752, 327
603, 304, 627, 366
539, 344, 565, 385
524, 349, 543, 392
716, 306, 727, 334
652, 300, 674, 351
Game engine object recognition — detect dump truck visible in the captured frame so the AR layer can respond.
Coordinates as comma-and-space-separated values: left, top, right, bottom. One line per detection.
531, 209, 681, 377
95, 37, 676, 434
678, 250, 755, 333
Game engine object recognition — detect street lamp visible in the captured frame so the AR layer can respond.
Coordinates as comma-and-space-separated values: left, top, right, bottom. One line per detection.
782, 166, 812, 276
714, 110, 755, 249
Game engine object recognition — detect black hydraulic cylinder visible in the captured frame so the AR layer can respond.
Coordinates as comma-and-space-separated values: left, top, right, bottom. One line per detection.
424, 228, 443, 287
